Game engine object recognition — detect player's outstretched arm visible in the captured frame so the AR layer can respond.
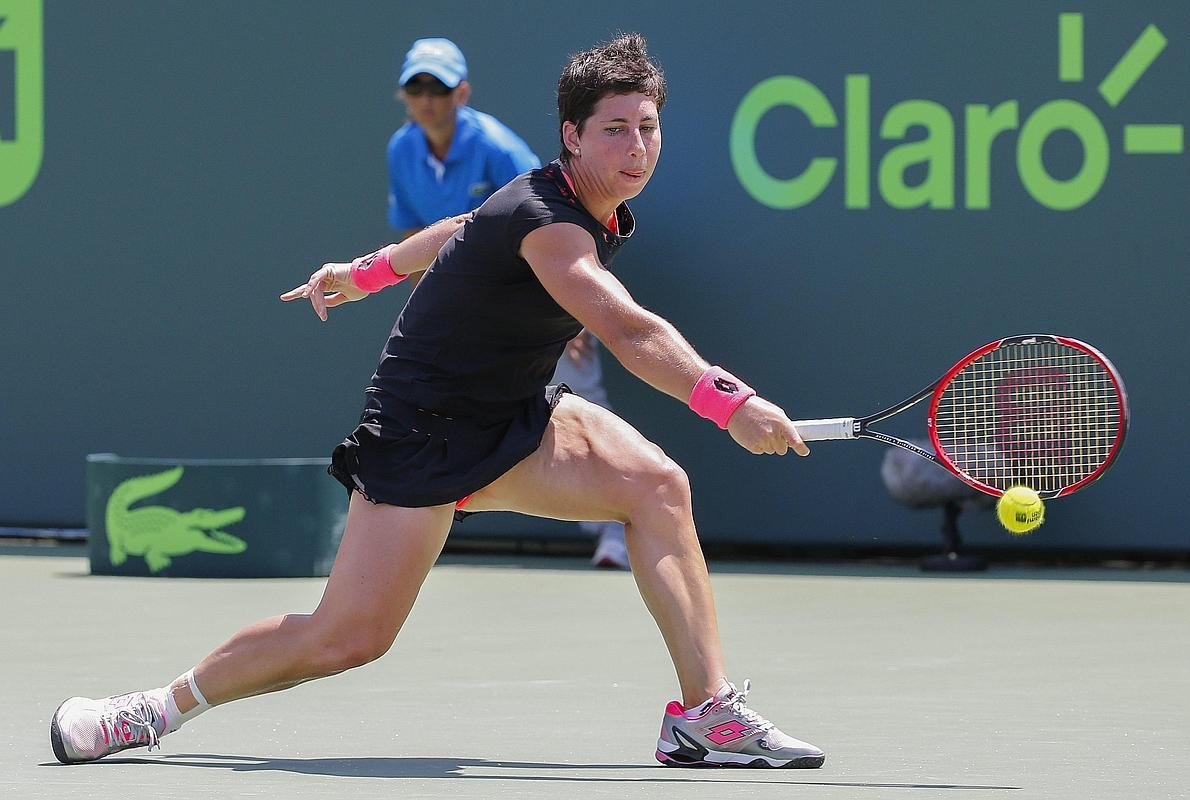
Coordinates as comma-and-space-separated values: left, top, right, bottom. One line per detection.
280, 213, 472, 321
521, 223, 808, 456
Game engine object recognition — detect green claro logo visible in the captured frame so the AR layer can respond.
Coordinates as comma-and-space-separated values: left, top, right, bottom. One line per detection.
730, 13, 1184, 211
0, 0, 43, 207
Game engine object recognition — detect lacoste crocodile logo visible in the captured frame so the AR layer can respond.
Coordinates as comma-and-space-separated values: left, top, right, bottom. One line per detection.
104, 466, 248, 573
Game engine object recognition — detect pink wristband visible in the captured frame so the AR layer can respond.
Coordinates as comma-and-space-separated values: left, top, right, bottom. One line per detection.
689, 367, 756, 429
349, 245, 407, 294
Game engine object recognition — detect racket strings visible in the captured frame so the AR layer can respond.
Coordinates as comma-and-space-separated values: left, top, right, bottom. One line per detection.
933, 341, 1123, 493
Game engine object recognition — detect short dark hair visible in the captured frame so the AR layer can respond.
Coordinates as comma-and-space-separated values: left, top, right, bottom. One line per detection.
556, 33, 667, 163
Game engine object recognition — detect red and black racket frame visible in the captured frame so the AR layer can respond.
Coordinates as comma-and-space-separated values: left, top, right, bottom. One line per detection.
851, 335, 1129, 499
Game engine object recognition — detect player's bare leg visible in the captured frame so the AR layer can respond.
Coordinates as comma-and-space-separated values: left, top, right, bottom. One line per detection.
50, 494, 454, 763
183, 495, 453, 705
466, 393, 824, 767
466, 393, 724, 704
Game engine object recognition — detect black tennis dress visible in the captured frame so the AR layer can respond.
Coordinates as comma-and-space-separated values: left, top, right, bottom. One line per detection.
329, 161, 635, 508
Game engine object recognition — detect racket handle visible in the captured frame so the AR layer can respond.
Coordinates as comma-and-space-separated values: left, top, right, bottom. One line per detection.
792, 417, 856, 441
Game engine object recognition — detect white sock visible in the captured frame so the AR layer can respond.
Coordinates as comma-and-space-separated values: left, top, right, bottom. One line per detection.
683, 697, 715, 719
162, 669, 212, 734
683, 678, 733, 718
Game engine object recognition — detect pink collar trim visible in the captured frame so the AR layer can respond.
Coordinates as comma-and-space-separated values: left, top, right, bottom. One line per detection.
559, 167, 618, 235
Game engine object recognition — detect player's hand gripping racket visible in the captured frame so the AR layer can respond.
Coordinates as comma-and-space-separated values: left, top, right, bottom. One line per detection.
791, 335, 1128, 498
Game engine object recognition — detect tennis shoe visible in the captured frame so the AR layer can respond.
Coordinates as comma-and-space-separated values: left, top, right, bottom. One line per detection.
50, 691, 167, 764
655, 679, 824, 768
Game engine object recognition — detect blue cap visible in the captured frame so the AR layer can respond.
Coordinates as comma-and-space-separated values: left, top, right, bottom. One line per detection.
399, 38, 467, 89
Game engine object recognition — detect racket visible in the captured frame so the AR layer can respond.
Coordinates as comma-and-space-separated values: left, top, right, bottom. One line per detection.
791, 334, 1128, 498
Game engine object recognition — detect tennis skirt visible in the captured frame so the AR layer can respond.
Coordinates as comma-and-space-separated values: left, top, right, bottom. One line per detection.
328, 384, 570, 511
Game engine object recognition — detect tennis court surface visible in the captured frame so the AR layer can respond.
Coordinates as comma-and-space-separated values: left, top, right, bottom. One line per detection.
3, 543, 1187, 800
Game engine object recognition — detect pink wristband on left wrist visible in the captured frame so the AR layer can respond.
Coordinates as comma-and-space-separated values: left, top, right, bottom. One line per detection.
349, 244, 406, 294
689, 366, 756, 429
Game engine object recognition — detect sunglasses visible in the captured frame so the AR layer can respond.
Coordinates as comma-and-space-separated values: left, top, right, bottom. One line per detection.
402, 80, 453, 97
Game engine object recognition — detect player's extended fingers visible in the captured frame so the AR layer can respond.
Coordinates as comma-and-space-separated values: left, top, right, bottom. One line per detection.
758, 420, 791, 455
783, 420, 810, 456
281, 266, 329, 302
301, 266, 336, 296
310, 283, 329, 321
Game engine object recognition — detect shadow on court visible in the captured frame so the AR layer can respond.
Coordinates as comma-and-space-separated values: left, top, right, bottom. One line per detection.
39, 754, 1021, 790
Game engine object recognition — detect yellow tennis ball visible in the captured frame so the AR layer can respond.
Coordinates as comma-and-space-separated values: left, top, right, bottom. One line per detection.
996, 486, 1045, 535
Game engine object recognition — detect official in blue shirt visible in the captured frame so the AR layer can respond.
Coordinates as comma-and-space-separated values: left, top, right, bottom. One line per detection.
387, 38, 540, 237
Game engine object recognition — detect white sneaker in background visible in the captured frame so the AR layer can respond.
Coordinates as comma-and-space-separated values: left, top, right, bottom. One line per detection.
590, 522, 630, 570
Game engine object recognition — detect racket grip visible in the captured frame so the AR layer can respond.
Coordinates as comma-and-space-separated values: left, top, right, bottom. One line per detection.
792, 418, 856, 441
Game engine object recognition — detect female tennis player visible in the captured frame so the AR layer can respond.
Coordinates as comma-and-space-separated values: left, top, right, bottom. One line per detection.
50, 33, 825, 770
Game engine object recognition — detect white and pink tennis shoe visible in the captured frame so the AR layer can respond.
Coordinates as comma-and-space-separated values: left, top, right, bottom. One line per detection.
50, 691, 167, 764
656, 679, 825, 768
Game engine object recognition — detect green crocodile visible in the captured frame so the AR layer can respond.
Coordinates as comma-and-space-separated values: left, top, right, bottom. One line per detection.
105, 466, 248, 573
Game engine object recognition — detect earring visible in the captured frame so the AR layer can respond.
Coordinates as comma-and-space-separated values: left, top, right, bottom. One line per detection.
573, 148, 580, 157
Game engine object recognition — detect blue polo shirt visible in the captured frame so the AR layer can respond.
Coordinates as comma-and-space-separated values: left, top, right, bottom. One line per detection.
387, 106, 541, 231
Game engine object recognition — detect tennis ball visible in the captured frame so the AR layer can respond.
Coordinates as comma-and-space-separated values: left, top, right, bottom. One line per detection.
996, 486, 1045, 535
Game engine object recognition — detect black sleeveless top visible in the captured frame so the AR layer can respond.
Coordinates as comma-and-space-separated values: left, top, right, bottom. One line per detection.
371, 160, 635, 421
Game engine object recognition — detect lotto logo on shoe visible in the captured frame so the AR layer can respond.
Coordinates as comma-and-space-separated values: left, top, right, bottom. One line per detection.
706, 720, 755, 745
101, 720, 136, 745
